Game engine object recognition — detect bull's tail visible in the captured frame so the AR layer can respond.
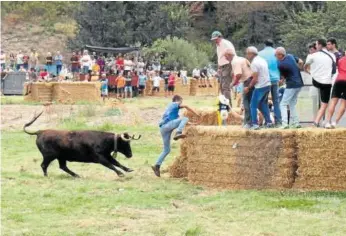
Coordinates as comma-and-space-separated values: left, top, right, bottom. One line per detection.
23, 111, 43, 135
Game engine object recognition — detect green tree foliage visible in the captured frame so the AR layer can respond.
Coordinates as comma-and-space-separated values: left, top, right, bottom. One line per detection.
69, 2, 191, 48
143, 37, 209, 71
280, 1, 346, 58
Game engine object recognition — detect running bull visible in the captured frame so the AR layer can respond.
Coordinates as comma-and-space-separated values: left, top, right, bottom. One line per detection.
23, 111, 141, 178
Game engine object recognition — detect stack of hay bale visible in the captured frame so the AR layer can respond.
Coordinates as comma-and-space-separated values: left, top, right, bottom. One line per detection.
184, 126, 297, 189
184, 108, 243, 126
294, 129, 346, 190
25, 83, 53, 103
190, 78, 219, 96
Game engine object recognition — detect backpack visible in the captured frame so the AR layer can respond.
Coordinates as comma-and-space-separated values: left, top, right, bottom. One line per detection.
320, 50, 337, 75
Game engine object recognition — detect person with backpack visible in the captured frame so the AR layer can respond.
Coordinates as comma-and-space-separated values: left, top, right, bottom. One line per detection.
304, 38, 336, 127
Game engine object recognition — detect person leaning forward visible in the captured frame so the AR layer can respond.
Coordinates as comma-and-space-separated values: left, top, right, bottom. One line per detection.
211, 31, 236, 101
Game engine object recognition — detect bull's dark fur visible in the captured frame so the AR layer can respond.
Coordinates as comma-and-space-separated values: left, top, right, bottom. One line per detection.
24, 111, 136, 178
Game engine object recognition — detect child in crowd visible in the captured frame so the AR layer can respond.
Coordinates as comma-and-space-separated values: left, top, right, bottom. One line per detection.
124, 74, 133, 98
152, 72, 161, 95
138, 71, 147, 96
116, 72, 125, 99
168, 72, 175, 96
152, 95, 200, 177
131, 71, 139, 97
100, 73, 109, 102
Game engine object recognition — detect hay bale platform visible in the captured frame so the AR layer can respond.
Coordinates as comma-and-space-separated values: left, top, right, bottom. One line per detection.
170, 126, 346, 191
24, 82, 101, 103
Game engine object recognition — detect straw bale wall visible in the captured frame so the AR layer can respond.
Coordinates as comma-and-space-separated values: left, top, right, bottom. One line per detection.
190, 79, 219, 96
169, 126, 346, 191
25, 82, 101, 103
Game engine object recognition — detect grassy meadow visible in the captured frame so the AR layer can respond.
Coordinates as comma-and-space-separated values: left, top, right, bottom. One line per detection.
1, 96, 346, 236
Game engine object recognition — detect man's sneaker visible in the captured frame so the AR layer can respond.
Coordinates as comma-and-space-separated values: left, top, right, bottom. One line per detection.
324, 122, 332, 129
250, 124, 260, 130
331, 121, 337, 128
291, 124, 302, 129
243, 124, 251, 129
280, 124, 290, 129
313, 122, 320, 128
151, 165, 161, 177
173, 132, 186, 141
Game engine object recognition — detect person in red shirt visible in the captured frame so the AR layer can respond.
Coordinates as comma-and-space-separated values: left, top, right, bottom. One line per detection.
23, 53, 30, 71
39, 68, 49, 81
131, 71, 139, 97
168, 72, 176, 96
116, 54, 124, 74
325, 56, 346, 128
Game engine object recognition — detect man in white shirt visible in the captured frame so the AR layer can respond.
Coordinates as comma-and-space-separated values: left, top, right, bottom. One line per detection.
136, 58, 145, 73
211, 31, 236, 100
304, 38, 336, 127
124, 56, 133, 76
152, 72, 162, 95
80, 50, 92, 81
180, 68, 188, 85
245, 46, 272, 130
16, 50, 24, 71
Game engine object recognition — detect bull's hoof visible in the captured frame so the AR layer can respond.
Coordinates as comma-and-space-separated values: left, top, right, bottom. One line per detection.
126, 168, 134, 172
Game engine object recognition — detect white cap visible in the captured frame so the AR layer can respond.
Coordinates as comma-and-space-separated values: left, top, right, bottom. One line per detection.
247, 46, 258, 55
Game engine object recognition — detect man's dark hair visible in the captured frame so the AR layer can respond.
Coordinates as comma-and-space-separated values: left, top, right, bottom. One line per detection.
264, 39, 274, 47
327, 37, 338, 48
308, 42, 316, 49
172, 95, 182, 102
317, 38, 327, 47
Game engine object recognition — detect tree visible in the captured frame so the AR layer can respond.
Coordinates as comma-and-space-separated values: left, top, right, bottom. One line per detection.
143, 37, 209, 71
69, 2, 191, 49
280, 1, 346, 58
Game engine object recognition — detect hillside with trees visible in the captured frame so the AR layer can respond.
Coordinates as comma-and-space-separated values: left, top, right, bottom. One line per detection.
1, 1, 345, 67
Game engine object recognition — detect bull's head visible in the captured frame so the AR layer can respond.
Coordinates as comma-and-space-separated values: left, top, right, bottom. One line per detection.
116, 133, 141, 158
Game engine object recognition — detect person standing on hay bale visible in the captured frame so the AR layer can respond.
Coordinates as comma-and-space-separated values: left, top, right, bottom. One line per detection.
80, 50, 92, 81
224, 48, 252, 128
275, 47, 304, 129
211, 31, 236, 101
116, 71, 125, 99
152, 72, 161, 95
168, 71, 176, 96
138, 71, 147, 96
100, 73, 109, 102
152, 95, 200, 177
70, 52, 80, 81
324, 55, 346, 128
245, 46, 273, 130
304, 39, 336, 127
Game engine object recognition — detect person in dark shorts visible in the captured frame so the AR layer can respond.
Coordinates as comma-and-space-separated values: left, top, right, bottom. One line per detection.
325, 55, 346, 128
304, 39, 336, 127
163, 70, 170, 97
138, 71, 147, 96
168, 72, 175, 96
70, 52, 80, 80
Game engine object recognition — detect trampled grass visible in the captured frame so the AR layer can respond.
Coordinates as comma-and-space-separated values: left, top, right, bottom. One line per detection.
2, 97, 346, 236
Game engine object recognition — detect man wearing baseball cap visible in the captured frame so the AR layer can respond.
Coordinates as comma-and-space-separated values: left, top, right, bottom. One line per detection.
211, 31, 236, 101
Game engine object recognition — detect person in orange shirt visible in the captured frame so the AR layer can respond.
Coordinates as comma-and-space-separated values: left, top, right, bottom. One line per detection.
116, 71, 125, 98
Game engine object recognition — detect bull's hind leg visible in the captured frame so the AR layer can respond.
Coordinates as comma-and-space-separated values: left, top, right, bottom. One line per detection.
41, 156, 56, 177
58, 159, 80, 178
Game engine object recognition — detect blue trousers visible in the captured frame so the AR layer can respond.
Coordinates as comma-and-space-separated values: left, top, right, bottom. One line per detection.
280, 87, 302, 126
271, 82, 282, 125
156, 117, 188, 165
250, 85, 272, 125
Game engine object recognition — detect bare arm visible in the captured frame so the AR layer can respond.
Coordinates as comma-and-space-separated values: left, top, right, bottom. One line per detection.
304, 64, 310, 74
180, 105, 199, 117
248, 72, 259, 89
230, 74, 242, 88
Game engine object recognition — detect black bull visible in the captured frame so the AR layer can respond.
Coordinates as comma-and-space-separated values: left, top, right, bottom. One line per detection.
23, 111, 141, 178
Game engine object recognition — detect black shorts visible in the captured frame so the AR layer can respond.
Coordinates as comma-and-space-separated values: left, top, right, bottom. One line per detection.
152, 87, 160, 92
139, 85, 145, 90
168, 85, 175, 92
331, 80, 346, 100
313, 79, 332, 103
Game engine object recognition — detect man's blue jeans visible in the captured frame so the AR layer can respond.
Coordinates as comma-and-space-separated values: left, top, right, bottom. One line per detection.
250, 85, 272, 125
280, 87, 302, 126
271, 82, 282, 125
156, 117, 189, 165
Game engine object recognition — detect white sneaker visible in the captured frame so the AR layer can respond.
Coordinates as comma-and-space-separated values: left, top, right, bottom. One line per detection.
331, 122, 337, 129
324, 122, 332, 129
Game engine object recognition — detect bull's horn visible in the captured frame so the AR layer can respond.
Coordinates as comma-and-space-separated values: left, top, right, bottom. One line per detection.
120, 134, 131, 142
131, 135, 141, 140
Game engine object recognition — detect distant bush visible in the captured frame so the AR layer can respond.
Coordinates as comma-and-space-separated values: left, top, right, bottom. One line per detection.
54, 22, 77, 38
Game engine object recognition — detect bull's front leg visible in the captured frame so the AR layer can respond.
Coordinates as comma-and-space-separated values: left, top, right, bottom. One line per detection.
108, 155, 133, 172
98, 155, 125, 177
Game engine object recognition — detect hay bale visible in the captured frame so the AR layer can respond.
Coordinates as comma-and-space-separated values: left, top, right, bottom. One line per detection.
169, 140, 189, 178
293, 129, 346, 191
183, 126, 297, 190
184, 108, 243, 126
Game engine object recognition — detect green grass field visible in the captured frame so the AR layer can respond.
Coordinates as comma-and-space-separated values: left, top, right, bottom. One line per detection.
2, 96, 346, 236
